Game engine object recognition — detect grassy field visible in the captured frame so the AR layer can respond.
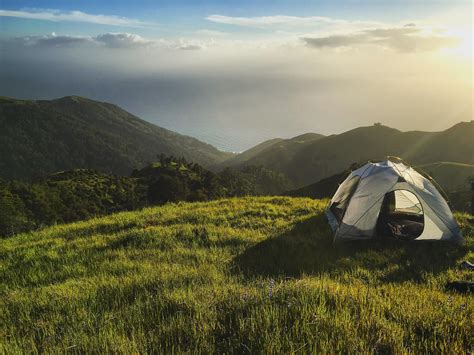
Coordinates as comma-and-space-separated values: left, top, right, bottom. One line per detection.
1, 197, 473, 353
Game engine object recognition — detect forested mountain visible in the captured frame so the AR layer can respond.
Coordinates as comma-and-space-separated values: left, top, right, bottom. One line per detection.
0, 96, 232, 180
225, 122, 474, 187
2, 95, 472, 193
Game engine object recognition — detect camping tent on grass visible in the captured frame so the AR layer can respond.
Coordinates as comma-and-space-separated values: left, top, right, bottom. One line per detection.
326, 157, 462, 242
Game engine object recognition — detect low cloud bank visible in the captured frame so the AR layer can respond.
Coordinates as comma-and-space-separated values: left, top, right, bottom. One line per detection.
303, 26, 458, 52
3, 33, 202, 50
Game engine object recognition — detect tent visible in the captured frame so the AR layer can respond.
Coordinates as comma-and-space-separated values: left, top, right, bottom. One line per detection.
326, 158, 462, 242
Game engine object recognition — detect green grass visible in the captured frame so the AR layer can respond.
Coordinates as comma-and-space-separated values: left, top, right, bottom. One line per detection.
1, 197, 473, 353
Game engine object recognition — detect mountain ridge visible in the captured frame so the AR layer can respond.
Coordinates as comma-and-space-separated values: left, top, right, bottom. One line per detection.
0, 96, 233, 180
228, 121, 474, 187
215, 132, 325, 170
2, 95, 472, 187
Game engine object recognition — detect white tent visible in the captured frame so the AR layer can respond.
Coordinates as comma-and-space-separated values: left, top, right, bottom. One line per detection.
326, 158, 462, 242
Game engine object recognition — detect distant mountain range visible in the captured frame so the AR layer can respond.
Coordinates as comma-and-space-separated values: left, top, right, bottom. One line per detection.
0, 96, 232, 180
1, 95, 472, 191
221, 122, 474, 188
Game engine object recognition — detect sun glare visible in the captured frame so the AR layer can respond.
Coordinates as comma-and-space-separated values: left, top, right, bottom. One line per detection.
444, 28, 473, 59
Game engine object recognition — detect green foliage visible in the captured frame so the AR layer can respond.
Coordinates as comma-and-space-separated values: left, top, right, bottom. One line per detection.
218, 166, 292, 197
0, 187, 31, 236
0, 157, 292, 236
0, 197, 472, 353
0, 170, 146, 236
135, 156, 292, 203
0, 96, 232, 180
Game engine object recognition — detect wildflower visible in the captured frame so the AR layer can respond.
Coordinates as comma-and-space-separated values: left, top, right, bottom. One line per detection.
269, 279, 275, 298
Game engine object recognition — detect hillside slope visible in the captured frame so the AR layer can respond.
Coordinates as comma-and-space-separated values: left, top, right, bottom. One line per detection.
217, 137, 284, 167
227, 122, 474, 187
1, 197, 472, 353
217, 132, 325, 170
417, 162, 474, 191
0, 96, 232, 180
285, 169, 350, 199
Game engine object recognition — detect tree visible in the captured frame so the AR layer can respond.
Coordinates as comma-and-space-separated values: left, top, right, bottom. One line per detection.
0, 188, 30, 236
147, 175, 189, 204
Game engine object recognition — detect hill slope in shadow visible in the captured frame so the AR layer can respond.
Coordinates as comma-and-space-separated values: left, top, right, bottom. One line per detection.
0, 96, 232, 180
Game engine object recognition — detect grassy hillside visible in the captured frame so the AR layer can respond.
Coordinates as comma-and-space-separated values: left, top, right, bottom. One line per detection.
0, 96, 232, 180
1, 197, 472, 353
217, 132, 325, 170
226, 122, 474, 187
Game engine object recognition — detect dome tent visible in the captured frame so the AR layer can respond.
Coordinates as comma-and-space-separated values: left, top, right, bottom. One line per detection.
326, 157, 462, 242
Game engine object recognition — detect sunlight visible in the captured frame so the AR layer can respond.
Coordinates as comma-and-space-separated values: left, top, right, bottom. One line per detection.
443, 28, 473, 59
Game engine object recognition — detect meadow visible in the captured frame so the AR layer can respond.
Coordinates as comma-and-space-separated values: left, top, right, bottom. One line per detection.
1, 197, 472, 353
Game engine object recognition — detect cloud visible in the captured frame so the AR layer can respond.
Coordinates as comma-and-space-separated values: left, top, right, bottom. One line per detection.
178, 43, 202, 50
0, 33, 93, 48
206, 15, 460, 53
2, 33, 204, 51
206, 14, 382, 30
94, 33, 153, 48
0, 9, 154, 27
303, 26, 459, 52
20, 34, 93, 47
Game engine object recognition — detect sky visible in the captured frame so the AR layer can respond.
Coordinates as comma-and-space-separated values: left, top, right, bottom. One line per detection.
0, 1, 472, 151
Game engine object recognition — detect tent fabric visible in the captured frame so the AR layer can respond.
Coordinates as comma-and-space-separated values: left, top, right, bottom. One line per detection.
393, 190, 422, 214
326, 159, 462, 242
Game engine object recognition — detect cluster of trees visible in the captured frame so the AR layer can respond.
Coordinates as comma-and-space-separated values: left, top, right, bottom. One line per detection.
134, 155, 291, 204
0, 170, 144, 236
136, 155, 292, 203
0, 156, 292, 237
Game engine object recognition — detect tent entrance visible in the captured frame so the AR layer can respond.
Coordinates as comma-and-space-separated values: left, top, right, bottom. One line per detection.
329, 175, 360, 224
376, 190, 424, 240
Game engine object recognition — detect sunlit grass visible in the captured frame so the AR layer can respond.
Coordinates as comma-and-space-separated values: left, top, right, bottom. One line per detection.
1, 197, 472, 353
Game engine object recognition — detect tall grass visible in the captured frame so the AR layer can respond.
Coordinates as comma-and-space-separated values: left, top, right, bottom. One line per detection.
1, 197, 472, 353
